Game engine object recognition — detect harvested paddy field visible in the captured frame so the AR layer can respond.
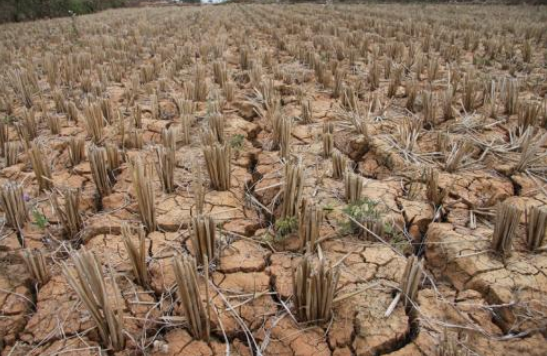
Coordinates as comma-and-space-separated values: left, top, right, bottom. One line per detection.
0, 3, 546, 356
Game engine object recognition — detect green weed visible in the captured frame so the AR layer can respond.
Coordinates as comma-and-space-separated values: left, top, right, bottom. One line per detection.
32, 209, 48, 229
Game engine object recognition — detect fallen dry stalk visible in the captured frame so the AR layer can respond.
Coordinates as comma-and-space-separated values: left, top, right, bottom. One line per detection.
444, 140, 473, 173
515, 133, 547, 172
173, 254, 210, 341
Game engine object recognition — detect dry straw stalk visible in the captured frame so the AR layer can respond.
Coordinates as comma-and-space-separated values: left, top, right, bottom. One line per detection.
69, 136, 85, 167
0, 182, 28, 241
132, 158, 157, 232
190, 215, 216, 265
282, 161, 304, 219
122, 223, 149, 286
173, 254, 210, 341
203, 144, 231, 191
51, 188, 83, 239
29, 143, 53, 192
154, 144, 176, 193
299, 200, 323, 253
491, 202, 522, 258
400, 255, 423, 311
88, 145, 113, 197
293, 256, 340, 324
23, 248, 50, 285
62, 249, 125, 351
526, 206, 546, 252
344, 170, 363, 204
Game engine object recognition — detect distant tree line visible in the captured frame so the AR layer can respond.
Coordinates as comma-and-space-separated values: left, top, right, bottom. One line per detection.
0, 0, 130, 23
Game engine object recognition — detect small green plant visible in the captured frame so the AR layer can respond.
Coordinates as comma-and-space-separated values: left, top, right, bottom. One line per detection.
230, 134, 245, 150
32, 209, 48, 229
341, 198, 381, 234
383, 222, 410, 253
275, 216, 297, 240
3, 115, 16, 124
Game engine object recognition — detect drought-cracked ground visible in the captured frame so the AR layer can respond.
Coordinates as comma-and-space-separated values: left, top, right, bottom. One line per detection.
0, 3, 546, 356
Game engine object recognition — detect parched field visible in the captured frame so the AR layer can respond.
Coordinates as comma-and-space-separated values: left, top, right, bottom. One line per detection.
0, 3, 546, 356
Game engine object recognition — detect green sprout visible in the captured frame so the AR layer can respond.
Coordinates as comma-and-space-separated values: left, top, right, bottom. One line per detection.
383, 222, 410, 254
341, 198, 381, 234
230, 134, 245, 150
32, 209, 49, 230
275, 216, 297, 240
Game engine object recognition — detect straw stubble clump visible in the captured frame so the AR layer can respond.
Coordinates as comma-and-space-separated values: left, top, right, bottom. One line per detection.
293, 256, 340, 324
400, 255, 423, 311
173, 254, 210, 341
62, 249, 125, 351
23, 248, 50, 285
51, 188, 83, 239
122, 223, 149, 286
491, 202, 522, 258
0, 182, 28, 245
203, 143, 231, 191
299, 200, 323, 253
282, 161, 304, 219
132, 158, 157, 232
190, 215, 216, 265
